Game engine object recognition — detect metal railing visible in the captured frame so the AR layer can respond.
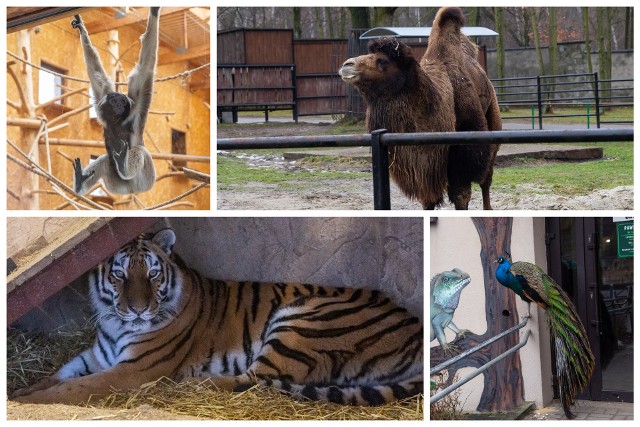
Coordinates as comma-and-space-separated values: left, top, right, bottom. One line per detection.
430, 318, 531, 404
492, 72, 633, 129
217, 128, 633, 210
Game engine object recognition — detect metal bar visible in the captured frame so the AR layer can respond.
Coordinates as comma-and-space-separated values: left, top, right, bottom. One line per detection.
430, 317, 529, 375
218, 133, 372, 150
371, 129, 391, 210
379, 128, 634, 146
217, 63, 295, 68
594, 72, 601, 129
291, 64, 299, 123
537, 75, 543, 130
430, 330, 532, 404
217, 128, 633, 150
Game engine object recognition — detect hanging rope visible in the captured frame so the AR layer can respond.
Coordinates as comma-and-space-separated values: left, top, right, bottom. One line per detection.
7, 50, 210, 85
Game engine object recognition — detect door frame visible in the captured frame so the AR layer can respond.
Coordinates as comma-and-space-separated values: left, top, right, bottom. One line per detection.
545, 217, 633, 403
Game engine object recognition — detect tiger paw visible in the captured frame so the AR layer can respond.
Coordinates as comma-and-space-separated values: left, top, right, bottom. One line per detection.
12, 376, 60, 400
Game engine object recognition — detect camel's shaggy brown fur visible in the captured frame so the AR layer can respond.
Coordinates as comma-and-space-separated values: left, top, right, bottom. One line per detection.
423, 7, 502, 209
339, 7, 501, 210
339, 38, 455, 209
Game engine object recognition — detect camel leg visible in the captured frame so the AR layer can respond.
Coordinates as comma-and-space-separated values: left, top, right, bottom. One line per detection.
448, 184, 471, 210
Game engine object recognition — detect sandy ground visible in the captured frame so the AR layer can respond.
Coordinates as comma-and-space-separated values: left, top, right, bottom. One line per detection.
218, 178, 633, 211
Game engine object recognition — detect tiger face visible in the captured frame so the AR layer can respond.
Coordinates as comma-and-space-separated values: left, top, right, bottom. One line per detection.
92, 229, 181, 332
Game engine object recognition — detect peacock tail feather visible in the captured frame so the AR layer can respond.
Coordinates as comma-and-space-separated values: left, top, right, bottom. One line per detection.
496, 258, 595, 420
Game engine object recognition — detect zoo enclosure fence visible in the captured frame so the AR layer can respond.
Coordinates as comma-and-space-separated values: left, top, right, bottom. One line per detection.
493, 72, 633, 129
217, 128, 633, 210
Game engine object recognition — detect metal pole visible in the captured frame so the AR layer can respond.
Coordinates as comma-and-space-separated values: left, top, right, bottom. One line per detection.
430, 330, 532, 404
430, 317, 529, 375
370, 129, 391, 210
594, 72, 601, 129
291, 65, 299, 123
537, 75, 543, 130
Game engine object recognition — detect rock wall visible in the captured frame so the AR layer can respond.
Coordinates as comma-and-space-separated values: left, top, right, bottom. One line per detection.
11, 217, 424, 333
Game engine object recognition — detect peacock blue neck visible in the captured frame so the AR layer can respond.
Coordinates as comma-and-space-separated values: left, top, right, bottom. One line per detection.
495, 257, 523, 294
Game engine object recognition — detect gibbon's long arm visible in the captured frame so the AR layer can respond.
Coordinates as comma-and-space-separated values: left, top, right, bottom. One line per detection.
72, 15, 115, 104
124, 7, 160, 142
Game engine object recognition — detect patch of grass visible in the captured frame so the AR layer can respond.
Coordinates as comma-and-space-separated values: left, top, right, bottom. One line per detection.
217, 155, 368, 189
493, 142, 633, 195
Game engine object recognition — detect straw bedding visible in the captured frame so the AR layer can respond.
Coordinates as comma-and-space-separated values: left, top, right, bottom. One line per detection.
7, 328, 423, 420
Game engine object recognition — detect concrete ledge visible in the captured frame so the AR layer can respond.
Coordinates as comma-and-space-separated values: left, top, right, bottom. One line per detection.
464, 401, 536, 420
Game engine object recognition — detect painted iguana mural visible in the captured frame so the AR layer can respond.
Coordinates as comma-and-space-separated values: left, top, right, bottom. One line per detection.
430, 268, 471, 354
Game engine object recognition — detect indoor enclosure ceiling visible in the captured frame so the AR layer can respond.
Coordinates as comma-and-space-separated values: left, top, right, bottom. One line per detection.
7, 7, 210, 90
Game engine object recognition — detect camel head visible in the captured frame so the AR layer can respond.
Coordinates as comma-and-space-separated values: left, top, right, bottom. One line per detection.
339, 37, 418, 96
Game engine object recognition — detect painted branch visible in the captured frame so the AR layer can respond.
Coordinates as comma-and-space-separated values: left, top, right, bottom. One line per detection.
39, 138, 210, 163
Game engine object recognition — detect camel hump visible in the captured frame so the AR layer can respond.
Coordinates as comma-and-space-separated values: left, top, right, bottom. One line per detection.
434, 7, 465, 31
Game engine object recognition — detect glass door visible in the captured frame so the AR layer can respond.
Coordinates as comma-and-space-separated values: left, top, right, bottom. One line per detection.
546, 217, 633, 403
593, 218, 634, 400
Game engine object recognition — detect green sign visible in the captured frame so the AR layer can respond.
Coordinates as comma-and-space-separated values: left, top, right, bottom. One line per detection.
616, 222, 634, 258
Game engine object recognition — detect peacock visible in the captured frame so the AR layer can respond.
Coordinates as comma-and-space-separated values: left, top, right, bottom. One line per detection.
494, 255, 594, 420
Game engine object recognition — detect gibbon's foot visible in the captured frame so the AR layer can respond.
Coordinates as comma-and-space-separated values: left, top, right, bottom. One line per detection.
71, 15, 83, 29
73, 158, 94, 193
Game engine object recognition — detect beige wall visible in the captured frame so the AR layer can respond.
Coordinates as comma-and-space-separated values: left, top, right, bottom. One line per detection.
430, 217, 553, 411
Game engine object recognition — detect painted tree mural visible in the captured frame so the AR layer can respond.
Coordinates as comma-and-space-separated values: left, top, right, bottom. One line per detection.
430, 217, 524, 412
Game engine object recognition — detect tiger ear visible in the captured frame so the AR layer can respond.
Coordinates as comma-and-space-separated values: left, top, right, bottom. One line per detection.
152, 229, 176, 254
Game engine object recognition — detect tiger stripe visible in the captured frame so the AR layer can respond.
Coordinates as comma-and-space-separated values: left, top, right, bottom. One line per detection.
12, 229, 423, 407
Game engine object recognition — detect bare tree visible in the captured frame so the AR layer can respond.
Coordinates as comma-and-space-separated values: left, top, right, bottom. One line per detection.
624, 7, 633, 49
293, 8, 302, 38
349, 7, 371, 29
494, 7, 508, 112
529, 8, 545, 75
546, 7, 558, 113
373, 7, 397, 26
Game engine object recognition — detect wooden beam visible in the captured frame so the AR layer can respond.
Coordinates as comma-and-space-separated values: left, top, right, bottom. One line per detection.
7, 117, 42, 129
85, 7, 191, 33
7, 217, 160, 326
7, 7, 88, 33
157, 44, 210, 65
183, 167, 210, 183
39, 138, 210, 163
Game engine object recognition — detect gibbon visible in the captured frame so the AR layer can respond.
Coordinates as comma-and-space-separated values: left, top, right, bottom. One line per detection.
72, 7, 160, 195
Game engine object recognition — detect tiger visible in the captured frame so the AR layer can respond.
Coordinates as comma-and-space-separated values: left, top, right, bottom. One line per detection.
12, 228, 424, 407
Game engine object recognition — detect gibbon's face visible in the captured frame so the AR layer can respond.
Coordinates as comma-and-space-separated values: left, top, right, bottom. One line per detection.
101, 92, 132, 121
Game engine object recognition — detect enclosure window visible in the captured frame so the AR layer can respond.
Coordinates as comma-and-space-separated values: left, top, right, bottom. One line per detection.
38, 62, 66, 105
172, 129, 187, 169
